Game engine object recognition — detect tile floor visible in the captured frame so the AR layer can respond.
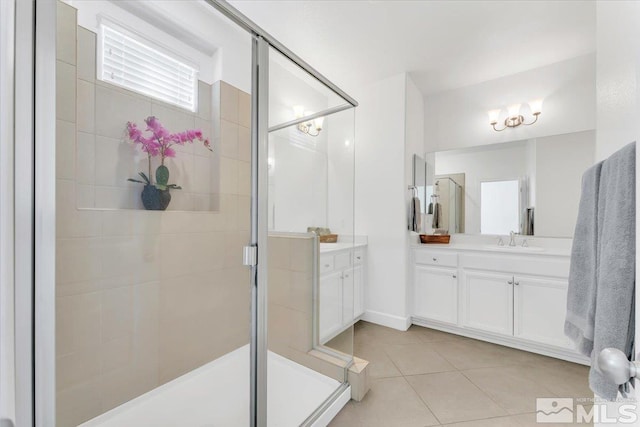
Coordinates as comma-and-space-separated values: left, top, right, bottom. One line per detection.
329, 321, 593, 427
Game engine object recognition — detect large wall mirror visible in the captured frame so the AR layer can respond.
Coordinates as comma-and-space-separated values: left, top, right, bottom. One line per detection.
425, 129, 595, 238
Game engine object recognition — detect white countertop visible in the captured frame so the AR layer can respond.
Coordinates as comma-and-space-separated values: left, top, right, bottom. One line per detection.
320, 242, 367, 253
412, 242, 571, 257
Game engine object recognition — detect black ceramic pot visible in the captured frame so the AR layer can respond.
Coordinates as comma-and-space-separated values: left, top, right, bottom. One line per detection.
141, 185, 171, 210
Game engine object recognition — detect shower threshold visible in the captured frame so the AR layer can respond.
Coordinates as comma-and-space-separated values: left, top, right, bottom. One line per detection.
79, 345, 349, 427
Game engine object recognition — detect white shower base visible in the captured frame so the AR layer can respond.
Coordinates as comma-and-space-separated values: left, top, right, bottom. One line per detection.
80, 345, 349, 427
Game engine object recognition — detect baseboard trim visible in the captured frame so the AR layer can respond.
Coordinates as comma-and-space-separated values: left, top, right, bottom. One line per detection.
362, 310, 411, 331
411, 316, 590, 366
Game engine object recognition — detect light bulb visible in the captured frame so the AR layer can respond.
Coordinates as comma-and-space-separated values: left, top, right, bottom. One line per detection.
293, 105, 305, 118
529, 99, 543, 115
313, 116, 325, 131
487, 109, 501, 125
507, 104, 521, 118
345, 139, 351, 147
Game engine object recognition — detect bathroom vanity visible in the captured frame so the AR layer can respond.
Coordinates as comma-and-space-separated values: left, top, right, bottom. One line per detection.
319, 243, 367, 344
411, 244, 588, 364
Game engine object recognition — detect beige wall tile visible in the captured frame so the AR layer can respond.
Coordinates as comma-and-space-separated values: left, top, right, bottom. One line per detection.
220, 119, 239, 159
95, 85, 151, 139
56, 119, 76, 180
94, 186, 141, 210
77, 27, 96, 82
238, 126, 251, 162
101, 209, 162, 237
237, 160, 251, 197
238, 90, 251, 128
193, 155, 212, 194
268, 268, 291, 307
76, 184, 95, 208
76, 131, 95, 185
237, 196, 251, 232
56, 379, 102, 427
100, 235, 161, 284
56, 179, 101, 238
56, 1, 77, 66
56, 238, 102, 284
268, 237, 291, 270
101, 286, 133, 342
77, 80, 95, 133
151, 102, 196, 138
56, 291, 101, 356
219, 157, 238, 195
289, 237, 314, 272
220, 81, 239, 124
198, 81, 212, 120
57, 345, 101, 390
94, 135, 137, 187
290, 271, 313, 313
57, 60, 76, 122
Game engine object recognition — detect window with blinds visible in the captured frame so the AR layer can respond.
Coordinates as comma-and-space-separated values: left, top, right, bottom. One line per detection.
99, 23, 198, 112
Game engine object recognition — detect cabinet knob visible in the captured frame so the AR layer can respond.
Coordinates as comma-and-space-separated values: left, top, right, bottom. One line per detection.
356, 256, 361, 260
324, 264, 330, 268
452, 274, 457, 278
432, 258, 437, 262
514, 281, 520, 286
507, 280, 514, 285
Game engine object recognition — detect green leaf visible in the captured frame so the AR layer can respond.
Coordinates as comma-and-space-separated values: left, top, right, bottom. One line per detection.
155, 184, 167, 191
138, 172, 151, 184
156, 165, 169, 185
127, 178, 146, 184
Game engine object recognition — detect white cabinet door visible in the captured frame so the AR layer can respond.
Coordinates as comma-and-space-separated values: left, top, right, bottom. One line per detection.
414, 265, 458, 325
342, 268, 354, 326
514, 275, 573, 349
353, 265, 364, 318
319, 271, 343, 343
461, 269, 513, 335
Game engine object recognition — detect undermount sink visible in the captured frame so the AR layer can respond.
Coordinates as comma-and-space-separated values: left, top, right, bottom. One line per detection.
483, 245, 546, 253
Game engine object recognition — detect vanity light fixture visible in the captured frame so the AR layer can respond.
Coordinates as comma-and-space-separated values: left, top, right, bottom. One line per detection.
293, 105, 324, 137
488, 100, 543, 132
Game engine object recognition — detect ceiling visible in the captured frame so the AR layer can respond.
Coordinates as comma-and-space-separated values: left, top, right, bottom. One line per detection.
229, 0, 596, 97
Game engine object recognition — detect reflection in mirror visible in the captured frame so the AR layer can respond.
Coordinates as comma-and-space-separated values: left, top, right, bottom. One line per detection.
427, 130, 595, 238
480, 180, 520, 235
412, 154, 427, 214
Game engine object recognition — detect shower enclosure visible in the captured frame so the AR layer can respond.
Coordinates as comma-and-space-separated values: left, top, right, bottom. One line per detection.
12, 0, 357, 426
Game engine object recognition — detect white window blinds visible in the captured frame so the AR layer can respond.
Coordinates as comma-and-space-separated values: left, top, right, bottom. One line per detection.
99, 24, 198, 112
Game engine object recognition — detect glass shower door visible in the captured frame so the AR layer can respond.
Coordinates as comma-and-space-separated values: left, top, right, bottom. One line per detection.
264, 45, 356, 425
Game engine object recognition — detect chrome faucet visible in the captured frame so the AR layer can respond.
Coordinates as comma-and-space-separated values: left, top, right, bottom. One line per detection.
509, 231, 517, 247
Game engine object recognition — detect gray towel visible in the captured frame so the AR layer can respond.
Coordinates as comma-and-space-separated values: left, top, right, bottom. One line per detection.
589, 142, 635, 400
432, 202, 442, 229
565, 161, 602, 356
410, 197, 421, 232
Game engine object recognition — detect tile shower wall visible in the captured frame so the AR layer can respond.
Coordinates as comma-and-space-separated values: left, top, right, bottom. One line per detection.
55, 3, 251, 425
74, 19, 224, 211
268, 234, 346, 382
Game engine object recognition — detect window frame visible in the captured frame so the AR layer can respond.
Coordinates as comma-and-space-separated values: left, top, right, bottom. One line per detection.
96, 16, 200, 112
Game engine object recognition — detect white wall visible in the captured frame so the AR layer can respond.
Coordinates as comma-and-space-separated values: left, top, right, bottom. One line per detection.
535, 131, 595, 237
424, 54, 596, 152
355, 73, 410, 329
593, 2, 640, 420
595, 2, 640, 161
404, 75, 425, 327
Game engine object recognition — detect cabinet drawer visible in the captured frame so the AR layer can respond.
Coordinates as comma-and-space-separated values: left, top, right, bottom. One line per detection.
414, 250, 457, 268
320, 255, 334, 274
353, 250, 364, 265
334, 252, 351, 270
